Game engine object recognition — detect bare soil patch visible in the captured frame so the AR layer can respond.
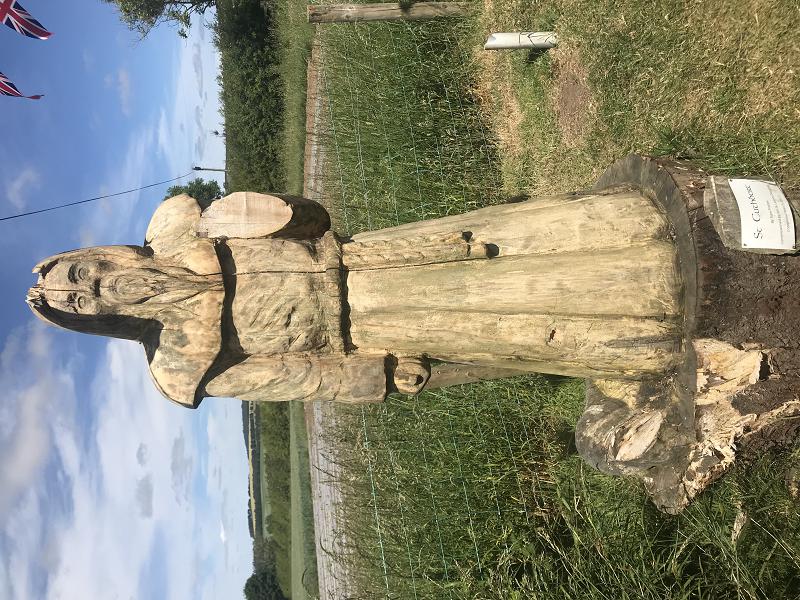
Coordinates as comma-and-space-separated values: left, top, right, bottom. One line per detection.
550, 47, 594, 148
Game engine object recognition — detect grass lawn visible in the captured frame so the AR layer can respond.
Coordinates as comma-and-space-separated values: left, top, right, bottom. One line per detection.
289, 402, 318, 599
308, 0, 800, 598
220, 0, 800, 598
478, 0, 800, 195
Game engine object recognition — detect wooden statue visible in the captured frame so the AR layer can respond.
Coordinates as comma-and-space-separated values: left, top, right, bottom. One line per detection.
27, 155, 800, 512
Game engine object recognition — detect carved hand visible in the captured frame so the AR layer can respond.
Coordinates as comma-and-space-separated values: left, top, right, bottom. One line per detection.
393, 357, 431, 395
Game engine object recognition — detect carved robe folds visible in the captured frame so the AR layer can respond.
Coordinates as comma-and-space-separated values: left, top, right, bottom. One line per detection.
344, 190, 683, 380
204, 232, 391, 405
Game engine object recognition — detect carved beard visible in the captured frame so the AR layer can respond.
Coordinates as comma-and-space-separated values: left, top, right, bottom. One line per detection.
103, 267, 221, 308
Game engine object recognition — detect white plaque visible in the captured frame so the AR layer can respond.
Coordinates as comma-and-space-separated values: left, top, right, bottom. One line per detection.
729, 178, 795, 250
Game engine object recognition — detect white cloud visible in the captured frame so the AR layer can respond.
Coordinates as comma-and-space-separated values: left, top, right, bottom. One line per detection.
193, 42, 203, 95
0, 323, 73, 518
43, 340, 252, 600
170, 431, 193, 504
136, 474, 154, 518
5, 167, 41, 211
2, 14, 251, 600
117, 68, 133, 116
106, 68, 133, 117
158, 108, 170, 157
77, 225, 96, 248
137, 443, 149, 466
82, 49, 95, 72
1, 324, 252, 600
157, 16, 226, 190
0, 323, 79, 599
6, 488, 45, 600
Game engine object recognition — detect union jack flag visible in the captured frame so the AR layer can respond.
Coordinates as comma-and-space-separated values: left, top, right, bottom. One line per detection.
0, 0, 51, 39
0, 71, 42, 99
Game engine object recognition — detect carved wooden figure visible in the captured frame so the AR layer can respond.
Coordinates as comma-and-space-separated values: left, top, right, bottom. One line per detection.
28, 155, 800, 512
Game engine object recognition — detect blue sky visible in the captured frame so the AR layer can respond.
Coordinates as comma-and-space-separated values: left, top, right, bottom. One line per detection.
0, 2, 252, 598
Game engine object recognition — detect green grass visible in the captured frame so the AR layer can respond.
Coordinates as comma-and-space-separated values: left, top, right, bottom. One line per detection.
221, 0, 800, 597
256, 403, 293, 594
289, 403, 318, 599
306, 3, 800, 598
325, 381, 800, 599
273, 0, 314, 195
314, 11, 504, 231
477, 0, 800, 195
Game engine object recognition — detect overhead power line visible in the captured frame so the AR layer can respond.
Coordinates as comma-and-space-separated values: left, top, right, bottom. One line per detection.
0, 171, 194, 222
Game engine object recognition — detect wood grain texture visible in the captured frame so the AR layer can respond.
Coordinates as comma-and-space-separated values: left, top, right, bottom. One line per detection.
197, 192, 331, 240
307, 2, 473, 23
586, 155, 800, 512
146, 194, 222, 276
205, 352, 388, 403
427, 363, 535, 389
577, 378, 693, 512
351, 310, 682, 378
351, 191, 671, 258
348, 242, 680, 318
347, 187, 683, 381
343, 232, 492, 270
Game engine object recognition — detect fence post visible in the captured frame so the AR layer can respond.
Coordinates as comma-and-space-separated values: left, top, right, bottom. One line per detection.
307, 2, 473, 24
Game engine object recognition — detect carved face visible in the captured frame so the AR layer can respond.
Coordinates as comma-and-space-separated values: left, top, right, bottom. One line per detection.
28, 244, 222, 341
26, 245, 164, 335
38, 257, 190, 311
29, 244, 222, 334
33, 258, 117, 315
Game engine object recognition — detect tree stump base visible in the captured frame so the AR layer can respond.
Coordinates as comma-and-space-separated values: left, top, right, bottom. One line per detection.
578, 155, 800, 513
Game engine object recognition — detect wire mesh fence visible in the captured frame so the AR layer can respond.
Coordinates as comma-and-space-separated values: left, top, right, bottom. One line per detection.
301, 5, 800, 600
303, 7, 589, 599
295, 4, 800, 600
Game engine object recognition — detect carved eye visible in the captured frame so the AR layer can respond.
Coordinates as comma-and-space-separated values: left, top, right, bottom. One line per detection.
65, 292, 78, 313
76, 296, 86, 310
77, 266, 88, 280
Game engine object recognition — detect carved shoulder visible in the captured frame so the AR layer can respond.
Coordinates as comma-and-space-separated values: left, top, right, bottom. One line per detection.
145, 194, 220, 276
146, 194, 201, 244
143, 297, 224, 409
197, 192, 330, 240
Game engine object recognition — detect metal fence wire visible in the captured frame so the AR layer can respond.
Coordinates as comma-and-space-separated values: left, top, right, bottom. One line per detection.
304, 7, 585, 600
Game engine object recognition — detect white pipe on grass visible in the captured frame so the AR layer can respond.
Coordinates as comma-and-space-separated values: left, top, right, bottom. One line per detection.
484, 32, 558, 50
